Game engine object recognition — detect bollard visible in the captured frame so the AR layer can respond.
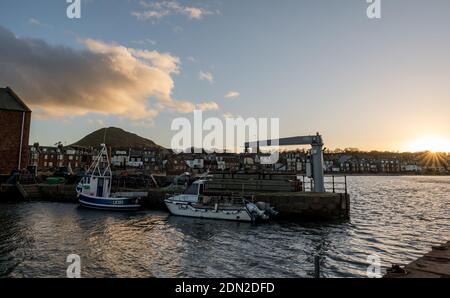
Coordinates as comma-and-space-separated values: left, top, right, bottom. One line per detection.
314, 256, 320, 278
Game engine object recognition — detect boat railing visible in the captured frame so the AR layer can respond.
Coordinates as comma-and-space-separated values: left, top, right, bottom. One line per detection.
300, 175, 348, 194
199, 195, 246, 206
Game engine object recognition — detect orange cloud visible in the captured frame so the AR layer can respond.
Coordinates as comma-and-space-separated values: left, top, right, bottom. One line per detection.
0, 26, 212, 123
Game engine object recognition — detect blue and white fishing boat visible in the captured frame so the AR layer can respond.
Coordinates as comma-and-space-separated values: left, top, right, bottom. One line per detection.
76, 144, 145, 211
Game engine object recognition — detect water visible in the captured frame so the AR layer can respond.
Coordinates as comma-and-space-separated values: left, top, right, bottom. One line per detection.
0, 176, 449, 278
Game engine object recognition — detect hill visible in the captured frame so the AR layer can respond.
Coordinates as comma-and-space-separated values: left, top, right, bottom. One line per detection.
71, 127, 165, 149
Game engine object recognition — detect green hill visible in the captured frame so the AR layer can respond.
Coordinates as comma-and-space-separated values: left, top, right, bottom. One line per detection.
71, 127, 165, 149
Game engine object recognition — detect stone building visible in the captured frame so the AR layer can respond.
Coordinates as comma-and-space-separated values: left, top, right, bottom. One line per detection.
0, 87, 32, 175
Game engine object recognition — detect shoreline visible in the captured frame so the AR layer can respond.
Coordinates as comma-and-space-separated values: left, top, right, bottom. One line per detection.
332, 173, 449, 177
384, 241, 450, 278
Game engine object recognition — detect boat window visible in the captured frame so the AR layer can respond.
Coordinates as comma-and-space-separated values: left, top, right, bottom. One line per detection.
184, 184, 199, 195
199, 184, 204, 195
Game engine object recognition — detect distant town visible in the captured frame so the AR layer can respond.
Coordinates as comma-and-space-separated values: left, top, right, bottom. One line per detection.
25, 143, 449, 178
1, 86, 449, 182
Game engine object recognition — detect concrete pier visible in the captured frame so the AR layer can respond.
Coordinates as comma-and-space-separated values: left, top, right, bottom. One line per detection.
1, 183, 350, 221
384, 241, 450, 278
0, 183, 77, 202
135, 188, 350, 221
251, 192, 350, 220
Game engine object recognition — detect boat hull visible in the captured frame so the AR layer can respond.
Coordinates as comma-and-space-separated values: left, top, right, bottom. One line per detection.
165, 199, 253, 222
78, 193, 141, 211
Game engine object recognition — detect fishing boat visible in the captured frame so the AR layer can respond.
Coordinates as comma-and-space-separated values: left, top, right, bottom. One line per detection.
76, 144, 146, 211
164, 180, 277, 222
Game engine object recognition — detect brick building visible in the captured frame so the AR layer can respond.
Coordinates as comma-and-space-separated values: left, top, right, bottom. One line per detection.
29, 145, 93, 170
0, 87, 32, 175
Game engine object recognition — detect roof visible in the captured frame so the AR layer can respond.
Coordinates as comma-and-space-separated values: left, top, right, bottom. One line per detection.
0, 87, 31, 112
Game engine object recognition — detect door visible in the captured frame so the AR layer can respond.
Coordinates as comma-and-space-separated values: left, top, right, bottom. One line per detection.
97, 178, 104, 197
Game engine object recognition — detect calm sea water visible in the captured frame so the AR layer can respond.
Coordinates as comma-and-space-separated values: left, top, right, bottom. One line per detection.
0, 176, 449, 278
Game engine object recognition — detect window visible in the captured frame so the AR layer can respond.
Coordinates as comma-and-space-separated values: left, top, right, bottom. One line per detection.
45, 155, 48, 160
184, 184, 199, 195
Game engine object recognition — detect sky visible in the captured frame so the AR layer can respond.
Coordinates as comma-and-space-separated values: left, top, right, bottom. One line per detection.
0, 0, 449, 152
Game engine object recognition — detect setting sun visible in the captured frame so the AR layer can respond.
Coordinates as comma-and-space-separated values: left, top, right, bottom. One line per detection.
406, 136, 450, 153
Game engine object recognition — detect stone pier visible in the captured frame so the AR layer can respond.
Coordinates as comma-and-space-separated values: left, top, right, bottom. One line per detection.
384, 241, 450, 278
144, 189, 350, 221
1, 183, 350, 221
251, 192, 350, 220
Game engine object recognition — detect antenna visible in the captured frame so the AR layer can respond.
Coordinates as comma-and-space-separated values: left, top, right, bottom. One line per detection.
103, 127, 107, 145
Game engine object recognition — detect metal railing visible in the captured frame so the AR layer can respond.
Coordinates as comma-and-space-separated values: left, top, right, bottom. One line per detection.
300, 175, 347, 194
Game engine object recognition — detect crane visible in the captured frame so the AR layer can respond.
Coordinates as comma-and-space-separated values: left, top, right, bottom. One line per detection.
245, 133, 325, 192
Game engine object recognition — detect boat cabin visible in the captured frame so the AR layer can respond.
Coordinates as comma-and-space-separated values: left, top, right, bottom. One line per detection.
184, 180, 205, 196
79, 175, 112, 198
169, 180, 206, 203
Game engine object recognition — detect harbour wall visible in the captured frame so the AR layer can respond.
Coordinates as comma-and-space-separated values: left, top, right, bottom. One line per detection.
0, 184, 350, 221
145, 189, 350, 220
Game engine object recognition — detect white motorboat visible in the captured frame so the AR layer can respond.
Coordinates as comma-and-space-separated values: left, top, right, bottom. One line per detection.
164, 180, 277, 222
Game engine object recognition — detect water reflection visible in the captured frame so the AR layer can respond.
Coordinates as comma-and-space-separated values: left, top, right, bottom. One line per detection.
0, 176, 449, 277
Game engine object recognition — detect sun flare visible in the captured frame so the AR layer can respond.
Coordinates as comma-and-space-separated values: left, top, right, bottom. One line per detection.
406, 136, 450, 153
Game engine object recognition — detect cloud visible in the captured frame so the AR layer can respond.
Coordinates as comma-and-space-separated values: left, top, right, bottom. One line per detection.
88, 119, 106, 126
132, 10, 169, 21
0, 25, 209, 122
223, 112, 242, 119
197, 102, 219, 111
133, 0, 215, 21
131, 38, 157, 46
187, 56, 198, 63
225, 91, 240, 99
183, 7, 204, 19
199, 71, 214, 83
29, 18, 43, 26
28, 18, 51, 28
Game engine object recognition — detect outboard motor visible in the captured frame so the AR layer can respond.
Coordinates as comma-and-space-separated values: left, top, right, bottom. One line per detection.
246, 202, 269, 221
256, 202, 279, 216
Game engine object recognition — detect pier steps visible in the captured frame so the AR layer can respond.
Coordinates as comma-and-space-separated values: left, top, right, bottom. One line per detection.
17, 184, 42, 199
